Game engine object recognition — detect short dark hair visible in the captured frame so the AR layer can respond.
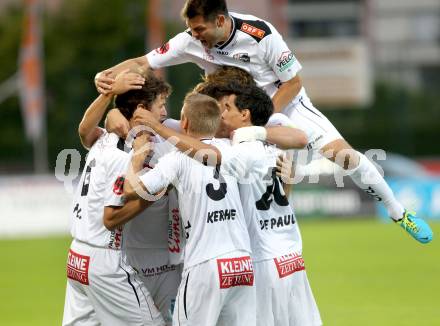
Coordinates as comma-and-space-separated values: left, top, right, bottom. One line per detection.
233, 84, 273, 126
197, 82, 273, 126
115, 72, 171, 121
181, 0, 228, 21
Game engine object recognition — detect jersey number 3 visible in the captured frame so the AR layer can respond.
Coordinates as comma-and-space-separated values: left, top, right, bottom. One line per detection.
206, 165, 227, 201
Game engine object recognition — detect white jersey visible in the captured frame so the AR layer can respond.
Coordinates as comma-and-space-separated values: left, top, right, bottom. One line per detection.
221, 140, 302, 262
122, 134, 175, 250
139, 138, 251, 268
146, 12, 305, 103
70, 132, 127, 249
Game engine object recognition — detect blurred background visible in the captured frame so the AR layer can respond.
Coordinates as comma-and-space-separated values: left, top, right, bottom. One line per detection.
0, 0, 439, 325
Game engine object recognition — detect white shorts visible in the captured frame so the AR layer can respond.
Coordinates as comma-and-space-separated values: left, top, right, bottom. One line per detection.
254, 252, 322, 326
284, 93, 343, 162
124, 248, 182, 325
173, 250, 256, 326
62, 239, 165, 326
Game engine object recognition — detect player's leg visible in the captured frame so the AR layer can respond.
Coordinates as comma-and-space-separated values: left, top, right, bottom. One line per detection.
287, 96, 432, 243
321, 135, 433, 243
286, 270, 322, 326
254, 259, 276, 326
126, 248, 181, 326
172, 261, 222, 326
63, 241, 100, 326
216, 254, 256, 326
85, 246, 165, 326
151, 264, 181, 325
62, 279, 100, 326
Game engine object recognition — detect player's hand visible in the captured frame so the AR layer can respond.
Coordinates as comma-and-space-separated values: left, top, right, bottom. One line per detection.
95, 70, 115, 95
105, 109, 129, 139
276, 153, 295, 184
132, 131, 154, 157
231, 126, 267, 145
111, 69, 145, 95
133, 109, 160, 130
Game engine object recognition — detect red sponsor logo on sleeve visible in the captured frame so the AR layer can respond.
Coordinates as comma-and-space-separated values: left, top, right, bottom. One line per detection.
240, 23, 265, 39
274, 252, 305, 279
113, 176, 125, 195
108, 225, 123, 250
155, 42, 170, 54
217, 256, 254, 289
67, 249, 90, 285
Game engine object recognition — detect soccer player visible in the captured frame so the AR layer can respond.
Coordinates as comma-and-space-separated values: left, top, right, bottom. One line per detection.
63, 71, 165, 325
133, 83, 321, 326
75, 70, 183, 326
94, 0, 432, 243
123, 93, 256, 326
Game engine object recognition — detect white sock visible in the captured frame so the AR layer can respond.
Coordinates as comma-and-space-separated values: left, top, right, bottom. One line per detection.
349, 152, 404, 220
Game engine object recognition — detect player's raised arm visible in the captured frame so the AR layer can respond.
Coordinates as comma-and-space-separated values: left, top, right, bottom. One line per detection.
95, 56, 150, 95
104, 109, 130, 139
78, 94, 111, 149
79, 69, 146, 149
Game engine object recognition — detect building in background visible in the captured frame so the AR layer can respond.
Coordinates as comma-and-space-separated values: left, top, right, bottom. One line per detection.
286, 0, 371, 107
285, 0, 440, 104
369, 0, 440, 91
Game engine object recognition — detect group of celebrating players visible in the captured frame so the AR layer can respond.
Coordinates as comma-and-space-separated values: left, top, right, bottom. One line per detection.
62, 1, 433, 325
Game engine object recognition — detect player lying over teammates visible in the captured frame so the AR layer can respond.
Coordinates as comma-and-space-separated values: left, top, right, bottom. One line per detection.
124, 83, 321, 326
96, 0, 432, 244
63, 71, 175, 326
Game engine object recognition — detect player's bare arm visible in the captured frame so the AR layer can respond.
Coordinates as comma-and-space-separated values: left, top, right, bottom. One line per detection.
133, 109, 223, 165
267, 126, 307, 149
95, 56, 150, 95
104, 109, 130, 139
123, 133, 152, 200
272, 75, 302, 114
78, 94, 111, 149
79, 70, 146, 148
103, 199, 151, 231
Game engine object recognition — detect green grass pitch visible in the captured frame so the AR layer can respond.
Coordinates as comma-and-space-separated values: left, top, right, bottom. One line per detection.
0, 218, 439, 325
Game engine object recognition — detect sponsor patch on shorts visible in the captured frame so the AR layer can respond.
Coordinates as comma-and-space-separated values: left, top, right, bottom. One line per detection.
274, 252, 305, 278
217, 256, 254, 289
67, 249, 90, 285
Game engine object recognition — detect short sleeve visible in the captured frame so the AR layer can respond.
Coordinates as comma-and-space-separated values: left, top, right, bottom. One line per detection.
139, 152, 180, 194
146, 32, 192, 69
261, 25, 302, 82
103, 150, 130, 207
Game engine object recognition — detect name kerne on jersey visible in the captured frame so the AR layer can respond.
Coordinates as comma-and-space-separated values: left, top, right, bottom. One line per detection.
207, 209, 236, 223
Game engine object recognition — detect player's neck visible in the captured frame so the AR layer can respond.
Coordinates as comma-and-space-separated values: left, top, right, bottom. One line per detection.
188, 132, 214, 140
219, 16, 233, 44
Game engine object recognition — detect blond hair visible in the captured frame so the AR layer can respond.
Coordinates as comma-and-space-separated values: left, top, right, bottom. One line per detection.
183, 92, 221, 135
